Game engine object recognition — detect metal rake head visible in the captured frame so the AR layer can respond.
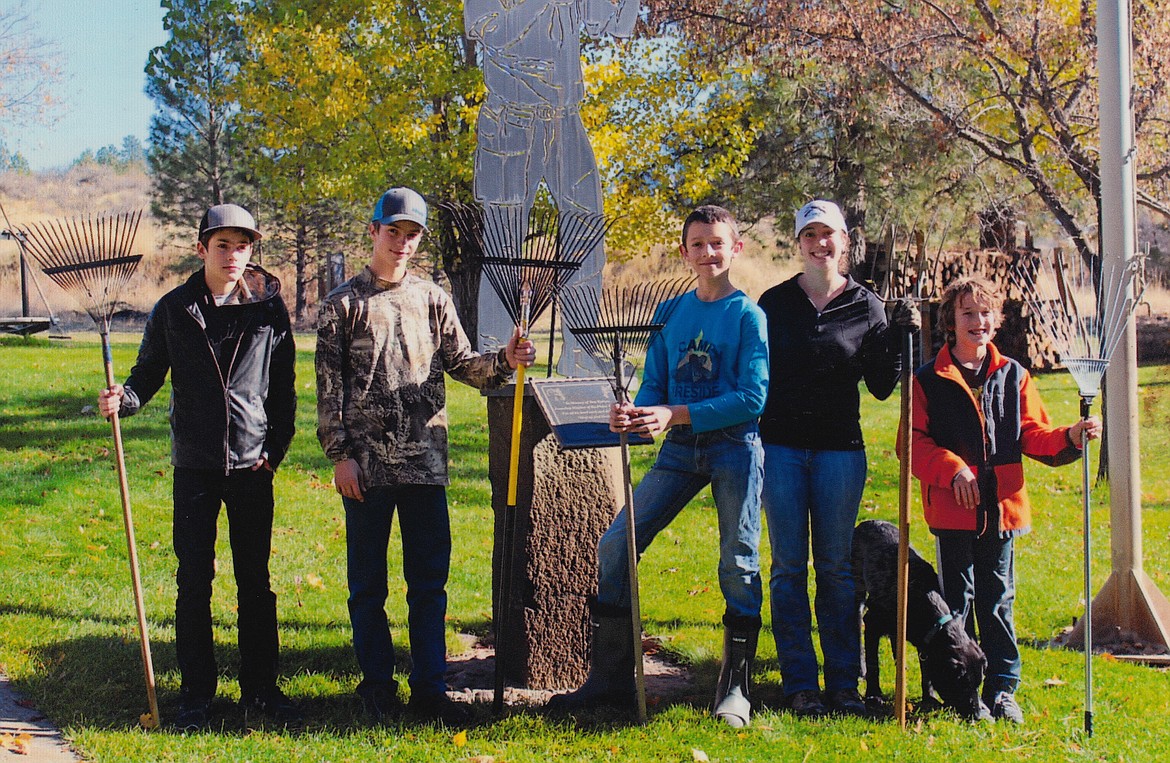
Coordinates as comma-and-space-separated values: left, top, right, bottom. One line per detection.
442, 202, 616, 330
1010, 250, 1143, 398
871, 222, 945, 304
16, 210, 144, 333
559, 276, 696, 398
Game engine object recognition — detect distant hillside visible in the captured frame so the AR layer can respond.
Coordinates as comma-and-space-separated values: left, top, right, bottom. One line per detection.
1, 166, 183, 326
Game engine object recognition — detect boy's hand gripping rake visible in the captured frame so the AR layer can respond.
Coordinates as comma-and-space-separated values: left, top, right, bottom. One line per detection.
16, 210, 160, 729
1011, 251, 1143, 737
443, 203, 615, 713
559, 276, 695, 724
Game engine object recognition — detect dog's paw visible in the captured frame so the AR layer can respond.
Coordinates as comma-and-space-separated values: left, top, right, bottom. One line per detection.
917, 694, 944, 713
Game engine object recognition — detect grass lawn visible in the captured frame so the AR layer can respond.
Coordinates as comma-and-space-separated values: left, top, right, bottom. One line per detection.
2, 333, 1169, 762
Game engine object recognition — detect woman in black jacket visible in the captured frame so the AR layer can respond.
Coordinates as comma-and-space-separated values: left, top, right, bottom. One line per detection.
758, 199, 915, 717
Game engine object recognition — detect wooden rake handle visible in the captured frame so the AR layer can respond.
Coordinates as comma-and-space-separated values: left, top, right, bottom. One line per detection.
102, 333, 160, 728
894, 328, 914, 729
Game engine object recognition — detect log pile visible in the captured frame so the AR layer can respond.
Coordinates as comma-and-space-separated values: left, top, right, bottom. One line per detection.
860, 239, 1059, 370
861, 214, 1165, 370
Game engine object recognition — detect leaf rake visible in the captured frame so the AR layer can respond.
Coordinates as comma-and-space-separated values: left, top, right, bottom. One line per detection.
559, 275, 695, 724
442, 202, 616, 713
1011, 250, 1143, 737
16, 210, 161, 729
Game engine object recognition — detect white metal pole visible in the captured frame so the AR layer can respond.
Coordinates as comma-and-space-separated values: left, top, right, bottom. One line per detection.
1098, 0, 1142, 618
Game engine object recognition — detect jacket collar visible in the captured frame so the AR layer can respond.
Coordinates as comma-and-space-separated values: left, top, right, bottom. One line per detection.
933, 341, 1009, 386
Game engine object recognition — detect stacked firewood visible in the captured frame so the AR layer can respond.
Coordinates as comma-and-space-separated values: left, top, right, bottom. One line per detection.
860, 240, 1060, 370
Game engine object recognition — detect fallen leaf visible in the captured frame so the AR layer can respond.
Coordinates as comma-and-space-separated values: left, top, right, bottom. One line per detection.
860, 739, 869, 751
692, 748, 709, 762
452, 730, 467, 748
140, 712, 159, 729
11, 733, 32, 755
1043, 677, 1066, 687
467, 757, 495, 763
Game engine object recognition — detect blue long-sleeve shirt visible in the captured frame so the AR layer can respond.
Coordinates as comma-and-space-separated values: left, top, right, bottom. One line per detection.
634, 289, 769, 433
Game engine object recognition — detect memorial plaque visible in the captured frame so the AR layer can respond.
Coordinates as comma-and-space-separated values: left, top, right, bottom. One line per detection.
530, 377, 653, 450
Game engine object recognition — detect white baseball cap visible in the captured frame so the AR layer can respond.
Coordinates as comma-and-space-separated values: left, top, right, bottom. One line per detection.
794, 200, 848, 237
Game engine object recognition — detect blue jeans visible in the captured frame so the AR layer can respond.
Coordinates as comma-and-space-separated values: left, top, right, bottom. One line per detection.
934, 531, 1021, 695
344, 484, 451, 698
172, 467, 278, 702
762, 444, 866, 695
597, 422, 763, 618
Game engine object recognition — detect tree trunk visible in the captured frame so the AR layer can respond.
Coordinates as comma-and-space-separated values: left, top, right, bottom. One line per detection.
434, 205, 483, 350
295, 214, 308, 324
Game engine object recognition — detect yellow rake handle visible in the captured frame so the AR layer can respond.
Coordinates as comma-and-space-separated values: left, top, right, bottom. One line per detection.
507, 363, 526, 505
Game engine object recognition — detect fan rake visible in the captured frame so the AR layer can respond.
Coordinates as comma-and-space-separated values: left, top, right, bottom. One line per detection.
443, 202, 616, 712
16, 210, 160, 729
1011, 250, 1143, 737
559, 276, 696, 724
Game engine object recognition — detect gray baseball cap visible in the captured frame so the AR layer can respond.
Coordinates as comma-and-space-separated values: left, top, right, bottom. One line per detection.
199, 204, 262, 242
372, 187, 428, 230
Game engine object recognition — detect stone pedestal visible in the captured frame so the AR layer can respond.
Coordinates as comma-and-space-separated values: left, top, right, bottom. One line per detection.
486, 383, 622, 689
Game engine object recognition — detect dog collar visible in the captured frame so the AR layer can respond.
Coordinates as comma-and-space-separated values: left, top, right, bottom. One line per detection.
923, 612, 956, 646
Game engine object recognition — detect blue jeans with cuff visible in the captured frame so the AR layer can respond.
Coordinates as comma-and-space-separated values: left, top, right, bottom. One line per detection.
596, 422, 764, 619
762, 444, 866, 696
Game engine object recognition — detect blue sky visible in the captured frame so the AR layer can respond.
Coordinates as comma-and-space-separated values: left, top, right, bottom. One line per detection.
6, 0, 167, 170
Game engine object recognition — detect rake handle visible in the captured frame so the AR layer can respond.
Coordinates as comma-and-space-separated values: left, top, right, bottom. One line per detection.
895, 327, 914, 730
619, 430, 648, 724
1079, 395, 1094, 737
102, 332, 160, 728
493, 364, 527, 715
611, 348, 647, 725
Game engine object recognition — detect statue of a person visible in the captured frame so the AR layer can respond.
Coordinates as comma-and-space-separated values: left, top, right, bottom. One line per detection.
465, 0, 638, 375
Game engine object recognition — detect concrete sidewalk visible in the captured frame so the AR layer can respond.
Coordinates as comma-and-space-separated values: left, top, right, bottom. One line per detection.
0, 673, 82, 762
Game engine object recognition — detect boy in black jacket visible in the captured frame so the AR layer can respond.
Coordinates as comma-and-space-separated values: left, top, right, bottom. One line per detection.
97, 204, 299, 730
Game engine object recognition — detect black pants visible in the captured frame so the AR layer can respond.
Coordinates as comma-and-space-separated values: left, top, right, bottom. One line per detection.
173, 467, 279, 702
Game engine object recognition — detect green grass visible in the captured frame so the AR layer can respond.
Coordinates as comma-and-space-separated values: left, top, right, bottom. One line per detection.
2, 335, 1170, 761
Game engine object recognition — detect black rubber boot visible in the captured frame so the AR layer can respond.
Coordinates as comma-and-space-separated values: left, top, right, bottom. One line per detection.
545, 599, 636, 714
713, 612, 761, 728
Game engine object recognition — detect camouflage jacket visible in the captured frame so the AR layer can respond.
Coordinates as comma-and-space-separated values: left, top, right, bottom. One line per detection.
315, 267, 512, 487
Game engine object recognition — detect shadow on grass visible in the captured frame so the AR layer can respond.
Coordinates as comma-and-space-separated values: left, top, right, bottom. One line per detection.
14, 633, 382, 733
0, 391, 170, 451
14, 627, 731, 734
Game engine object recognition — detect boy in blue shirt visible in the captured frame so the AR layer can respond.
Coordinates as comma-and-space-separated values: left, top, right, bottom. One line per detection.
547, 205, 769, 726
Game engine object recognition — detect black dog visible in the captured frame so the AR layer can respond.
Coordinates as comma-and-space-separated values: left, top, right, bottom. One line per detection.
851, 520, 989, 719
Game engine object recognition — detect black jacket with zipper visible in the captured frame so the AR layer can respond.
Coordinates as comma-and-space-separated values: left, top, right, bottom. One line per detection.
757, 274, 901, 451
118, 265, 296, 473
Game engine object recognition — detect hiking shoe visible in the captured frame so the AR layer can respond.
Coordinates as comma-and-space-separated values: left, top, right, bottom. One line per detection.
408, 692, 474, 726
173, 699, 212, 732
787, 689, 827, 717
988, 690, 1024, 724
358, 683, 404, 724
241, 687, 304, 725
826, 688, 869, 717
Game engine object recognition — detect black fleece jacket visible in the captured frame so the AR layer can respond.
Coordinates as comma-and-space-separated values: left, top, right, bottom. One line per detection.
757, 274, 900, 451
